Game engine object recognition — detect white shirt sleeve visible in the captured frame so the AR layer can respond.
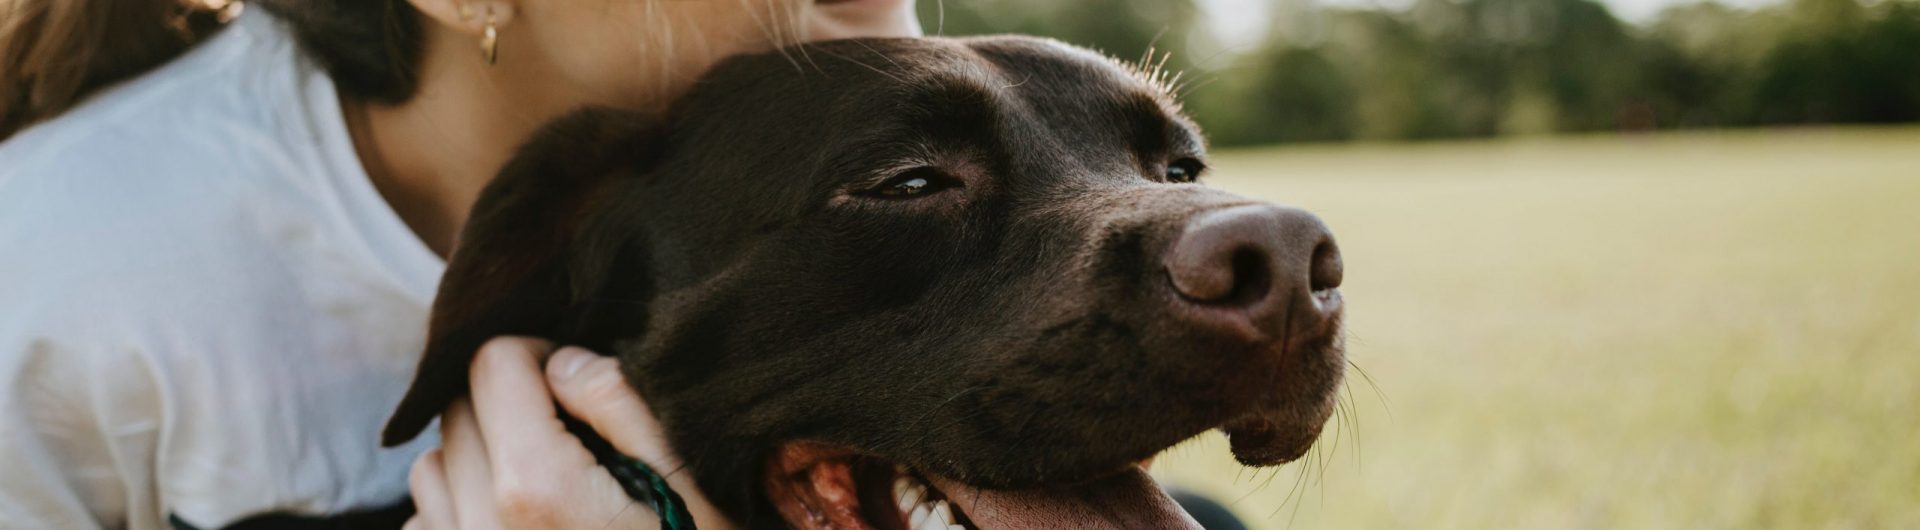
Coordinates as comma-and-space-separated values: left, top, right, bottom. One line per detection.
0, 335, 162, 530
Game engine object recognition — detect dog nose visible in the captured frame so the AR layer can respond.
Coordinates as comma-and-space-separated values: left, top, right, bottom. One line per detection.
1164, 204, 1342, 337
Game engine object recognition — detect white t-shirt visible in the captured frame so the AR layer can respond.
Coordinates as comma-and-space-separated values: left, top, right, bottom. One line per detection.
0, 9, 443, 529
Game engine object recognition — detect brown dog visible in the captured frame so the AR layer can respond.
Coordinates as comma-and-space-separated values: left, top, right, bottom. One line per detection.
383, 36, 1346, 530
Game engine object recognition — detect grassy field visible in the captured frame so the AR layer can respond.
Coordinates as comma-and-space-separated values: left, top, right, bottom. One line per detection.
1149, 126, 1920, 530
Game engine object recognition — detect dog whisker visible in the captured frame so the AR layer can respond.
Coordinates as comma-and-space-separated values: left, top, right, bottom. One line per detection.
1346, 355, 1393, 420
1174, 75, 1219, 100
1343, 379, 1366, 469
1272, 451, 1313, 526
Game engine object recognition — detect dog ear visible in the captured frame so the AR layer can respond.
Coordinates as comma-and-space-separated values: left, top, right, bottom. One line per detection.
382, 108, 662, 446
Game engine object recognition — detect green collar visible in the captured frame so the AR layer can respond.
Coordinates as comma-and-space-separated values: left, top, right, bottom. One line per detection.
606, 453, 698, 530
564, 414, 699, 530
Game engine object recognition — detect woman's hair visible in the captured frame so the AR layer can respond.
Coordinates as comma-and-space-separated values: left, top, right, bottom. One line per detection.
0, 0, 423, 141
0, 0, 808, 142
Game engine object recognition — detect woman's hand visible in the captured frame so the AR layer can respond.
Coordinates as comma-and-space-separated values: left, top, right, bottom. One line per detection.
405, 337, 734, 530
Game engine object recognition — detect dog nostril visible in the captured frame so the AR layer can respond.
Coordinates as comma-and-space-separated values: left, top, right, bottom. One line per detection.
1309, 239, 1342, 293
1165, 204, 1341, 344
1167, 246, 1271, 305
1165, 206, 1290, 306
1225, 248, 1272, 304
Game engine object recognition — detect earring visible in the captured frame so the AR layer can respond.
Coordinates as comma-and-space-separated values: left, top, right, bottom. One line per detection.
480, 12, 499, 65
461, 3, 501, 65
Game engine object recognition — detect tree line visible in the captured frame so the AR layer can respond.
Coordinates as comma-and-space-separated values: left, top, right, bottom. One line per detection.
919, 0, 1920, 145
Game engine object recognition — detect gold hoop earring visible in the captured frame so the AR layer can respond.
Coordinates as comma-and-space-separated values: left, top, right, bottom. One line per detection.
480, 13, 499, 65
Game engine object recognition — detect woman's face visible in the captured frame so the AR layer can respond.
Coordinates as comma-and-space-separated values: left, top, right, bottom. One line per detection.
513, 0, 922, 109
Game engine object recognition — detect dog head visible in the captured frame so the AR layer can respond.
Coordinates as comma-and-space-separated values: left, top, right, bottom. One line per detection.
384, 36, 1346, 530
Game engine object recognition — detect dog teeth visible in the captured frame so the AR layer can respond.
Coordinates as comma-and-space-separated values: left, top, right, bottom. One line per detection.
933, 500, 955, 525
894, 475, 927, 512
892, 471, 963, 530
910, 504, 933, 528
911, 502, 959, 530
892, 475, 913, 506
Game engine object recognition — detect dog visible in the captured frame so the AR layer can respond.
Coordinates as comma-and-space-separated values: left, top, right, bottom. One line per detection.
382, 35, 1347, 530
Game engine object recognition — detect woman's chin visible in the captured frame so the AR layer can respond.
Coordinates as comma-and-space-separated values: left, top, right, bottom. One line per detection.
807, 0, 922, 40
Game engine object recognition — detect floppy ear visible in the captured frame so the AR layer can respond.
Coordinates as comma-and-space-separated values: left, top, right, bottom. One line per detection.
382, 108, 662, 446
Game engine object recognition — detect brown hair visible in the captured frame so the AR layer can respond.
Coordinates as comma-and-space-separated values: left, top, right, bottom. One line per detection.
0, 0, 425, 141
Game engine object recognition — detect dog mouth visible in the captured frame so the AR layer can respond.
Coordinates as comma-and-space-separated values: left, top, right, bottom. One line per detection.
764, 443, 1203, 530
758, 334, 1342, 530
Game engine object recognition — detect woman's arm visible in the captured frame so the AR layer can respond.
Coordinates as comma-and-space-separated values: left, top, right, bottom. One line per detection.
405, 338, 733, 530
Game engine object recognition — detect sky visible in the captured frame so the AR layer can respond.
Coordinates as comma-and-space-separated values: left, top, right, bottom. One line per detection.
1199, 0, 1788, 48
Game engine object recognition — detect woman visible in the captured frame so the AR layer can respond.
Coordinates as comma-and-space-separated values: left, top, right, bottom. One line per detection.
0, 0, 918, 528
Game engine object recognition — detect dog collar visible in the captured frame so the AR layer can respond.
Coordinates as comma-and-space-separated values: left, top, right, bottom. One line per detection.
606, 453, 698, 530
564, 414, 698, 530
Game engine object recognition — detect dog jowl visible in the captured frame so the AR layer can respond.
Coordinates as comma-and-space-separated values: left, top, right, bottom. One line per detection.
382, 36, 1347, 530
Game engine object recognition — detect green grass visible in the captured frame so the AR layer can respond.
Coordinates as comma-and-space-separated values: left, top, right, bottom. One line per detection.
1149, 126, 1920, 530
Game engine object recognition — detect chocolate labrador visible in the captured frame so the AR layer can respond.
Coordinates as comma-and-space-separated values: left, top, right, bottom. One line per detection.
381, 35, 1346, 530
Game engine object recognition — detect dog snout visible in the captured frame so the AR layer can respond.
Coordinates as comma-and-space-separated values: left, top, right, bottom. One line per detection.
1163, 204, 1343, 341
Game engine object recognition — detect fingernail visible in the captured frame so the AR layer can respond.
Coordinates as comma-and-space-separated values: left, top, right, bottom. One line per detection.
553, 347, 592, 380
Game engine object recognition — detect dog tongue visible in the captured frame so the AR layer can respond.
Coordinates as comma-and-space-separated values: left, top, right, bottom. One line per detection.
924, 468, 1203, 530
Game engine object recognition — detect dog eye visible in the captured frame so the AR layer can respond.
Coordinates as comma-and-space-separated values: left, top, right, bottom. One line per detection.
1166, 158, 1204, 183
863, 168, 958, 199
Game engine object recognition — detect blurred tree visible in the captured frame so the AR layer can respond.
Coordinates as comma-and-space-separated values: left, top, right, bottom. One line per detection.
1197, 45, 1357, 143
916, 0, 1204, 72
916, 0, 1920, 146
1753, 0, 1920, 123
1642, 2, 1772, 127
